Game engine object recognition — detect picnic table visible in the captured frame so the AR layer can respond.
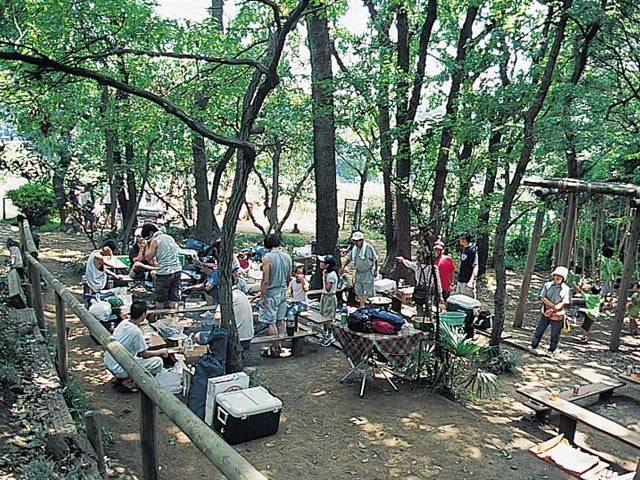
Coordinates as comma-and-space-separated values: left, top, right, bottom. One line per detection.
517, 387, 640, 449
332, 323, 424, 397
619, 373, 640, 388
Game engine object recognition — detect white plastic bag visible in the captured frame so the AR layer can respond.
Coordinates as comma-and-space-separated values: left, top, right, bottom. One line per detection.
156, 367, 182, 395
88, 300, 112, 322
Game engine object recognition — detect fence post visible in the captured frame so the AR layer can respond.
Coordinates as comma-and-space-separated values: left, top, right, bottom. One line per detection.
28, 261, 45, 331
55, 292, 68, 385
141, 392, 158, 480
84, 411, 106, 475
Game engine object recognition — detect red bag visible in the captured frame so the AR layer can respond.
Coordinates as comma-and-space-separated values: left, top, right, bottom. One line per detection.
370, 320, 397, 335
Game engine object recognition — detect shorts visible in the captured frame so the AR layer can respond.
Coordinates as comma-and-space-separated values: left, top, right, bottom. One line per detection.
155, 271, 181, 303
581, 315, 594, 332
129, 266, 146, 280
354, 281, 375, 298
320, 293, 337, 319
456, 282, 476, 298
259, 291, 287, 324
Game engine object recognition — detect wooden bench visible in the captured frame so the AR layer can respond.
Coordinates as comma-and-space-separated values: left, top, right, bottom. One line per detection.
250, 331, 316, 357
517, 387, 640, 449
297, 309, 334, 332
518, 380, 625, 420
8, 268, 27, 309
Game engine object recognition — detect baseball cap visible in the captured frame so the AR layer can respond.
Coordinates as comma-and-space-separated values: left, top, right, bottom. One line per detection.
351, 231, 364, 241
434, 240, 445, 250
134, 227, 143, 237
318, 254, 337, 266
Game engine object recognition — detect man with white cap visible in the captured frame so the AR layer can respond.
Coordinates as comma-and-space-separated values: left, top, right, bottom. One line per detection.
128, 227, 157, 283
528, 265, 571, 356
341, 231, 378, 307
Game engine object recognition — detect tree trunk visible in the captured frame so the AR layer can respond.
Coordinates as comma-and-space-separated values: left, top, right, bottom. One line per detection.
610, 204, 640, 351
513, 202, 547, 327
477, 130, 500, 276
429, 5, 478, 237
307, 4, 339, 288
491, 0, 572, 349
353, 167, 368, 231
192, 133, 214, 242
53, 140, 71, 225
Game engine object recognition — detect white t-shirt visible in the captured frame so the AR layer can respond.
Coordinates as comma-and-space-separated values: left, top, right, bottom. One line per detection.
85, 250, 107, 293
233, 288, 254, 342
290, 278, 308, 303
104, 321, 147, 377
323, 271, 338, 294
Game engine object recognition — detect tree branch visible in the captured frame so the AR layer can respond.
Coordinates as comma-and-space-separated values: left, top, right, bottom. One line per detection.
0, 49, 252, 149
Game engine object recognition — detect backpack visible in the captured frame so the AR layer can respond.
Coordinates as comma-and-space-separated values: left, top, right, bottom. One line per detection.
370, 319, 397, 335
359, 307, 407, 331
347, 311, 371, 333
473, 309, 492, 330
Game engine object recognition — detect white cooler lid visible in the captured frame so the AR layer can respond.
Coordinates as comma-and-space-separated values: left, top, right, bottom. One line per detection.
216, 386, 282, 417
446, 294, 481, 308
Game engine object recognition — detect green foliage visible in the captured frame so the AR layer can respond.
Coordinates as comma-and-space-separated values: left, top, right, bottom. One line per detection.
402, 324, 498, 401
7, 182, 56, 227
360, 199, 386, 237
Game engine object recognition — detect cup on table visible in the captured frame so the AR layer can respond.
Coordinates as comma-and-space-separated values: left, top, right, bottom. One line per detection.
549, 388, 560, 401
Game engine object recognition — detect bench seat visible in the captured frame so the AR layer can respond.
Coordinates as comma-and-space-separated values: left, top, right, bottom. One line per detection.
519, 380, 624, 420
517, 387, 640, 449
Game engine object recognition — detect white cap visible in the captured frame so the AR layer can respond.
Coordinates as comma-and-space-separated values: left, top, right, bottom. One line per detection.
551, 266, 568, 281
134, 227, 143, 237
351, 231, 364, 241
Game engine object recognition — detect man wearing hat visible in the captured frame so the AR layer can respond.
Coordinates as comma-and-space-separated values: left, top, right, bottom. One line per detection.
433, 240, 456, 300
128, 227, 157, 283
341, 231, 378, 307
528, 266, 571, 356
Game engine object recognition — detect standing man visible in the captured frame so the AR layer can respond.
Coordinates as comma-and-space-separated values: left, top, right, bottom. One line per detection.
341, 231, 378, 307
433, 240, 456, 301
259, 234, 292, 358
528, 266, 571, 356
456, 233, 478, 298
142, 223, 182, 310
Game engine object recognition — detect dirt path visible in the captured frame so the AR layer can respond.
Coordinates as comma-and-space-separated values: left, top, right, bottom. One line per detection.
4, 225, 640, 479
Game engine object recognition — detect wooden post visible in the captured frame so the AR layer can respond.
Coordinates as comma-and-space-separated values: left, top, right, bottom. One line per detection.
633, 457, 640, 480
22, 281, 33, 308
514, 202, 547, 328
141, 392, 158, 480
28, 261, 45, 331
55, 292, 68, 385
610, 204, 640, 351
84, 411, 106, 474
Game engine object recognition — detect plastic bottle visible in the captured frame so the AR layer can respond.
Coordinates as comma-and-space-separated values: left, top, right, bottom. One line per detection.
340, 305, 348, 325
286, 314, 297, 336
178, 296, 186, 311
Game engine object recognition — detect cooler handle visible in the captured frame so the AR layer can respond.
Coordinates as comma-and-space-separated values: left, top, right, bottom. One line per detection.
216, 407, 228, 426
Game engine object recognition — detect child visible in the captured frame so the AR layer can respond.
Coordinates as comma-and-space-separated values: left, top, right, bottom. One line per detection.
528, 266, 571, 356
104, 300, 169, 393
318, 255, 338, 346
285, 266, 309, 332
627, 281, 640, 336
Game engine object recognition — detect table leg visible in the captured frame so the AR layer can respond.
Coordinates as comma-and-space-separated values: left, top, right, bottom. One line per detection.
558, 415, 577, 443
375, 363, 398, 392
391, 297, 402, 313
340, 357, 369, 383
359, 367, 368, 398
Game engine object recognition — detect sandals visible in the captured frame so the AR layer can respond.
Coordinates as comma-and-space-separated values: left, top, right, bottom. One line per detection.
260, 347, 282, 359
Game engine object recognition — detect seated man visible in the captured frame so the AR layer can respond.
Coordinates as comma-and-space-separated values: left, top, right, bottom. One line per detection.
129, 227, 157, 283
195, 269, 254, 351
104, 300, 169, 393
182, 265, 219, 321
85, 239, 122, 295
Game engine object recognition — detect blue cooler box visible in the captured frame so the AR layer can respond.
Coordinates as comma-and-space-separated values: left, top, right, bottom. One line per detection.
213, 386, 282, 445
446, 294, 481, 338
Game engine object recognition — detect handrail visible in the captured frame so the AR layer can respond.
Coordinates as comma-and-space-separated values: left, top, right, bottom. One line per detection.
17, 218, 267, 480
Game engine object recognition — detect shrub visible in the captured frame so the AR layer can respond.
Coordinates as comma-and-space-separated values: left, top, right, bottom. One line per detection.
360, 200, 385, 236
7, 182, 56, 227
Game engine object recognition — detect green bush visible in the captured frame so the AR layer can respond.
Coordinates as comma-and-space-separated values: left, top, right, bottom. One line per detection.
7, 182, 56, 227
360, 200, 385, 236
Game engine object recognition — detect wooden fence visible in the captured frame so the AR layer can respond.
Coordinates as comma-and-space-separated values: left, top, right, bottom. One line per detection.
12, 217, 267, 480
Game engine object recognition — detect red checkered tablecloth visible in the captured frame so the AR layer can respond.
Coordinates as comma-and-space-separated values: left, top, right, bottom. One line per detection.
333, 324, 424, 370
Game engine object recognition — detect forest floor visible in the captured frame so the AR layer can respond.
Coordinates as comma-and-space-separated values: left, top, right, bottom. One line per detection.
1, 222, 639, 479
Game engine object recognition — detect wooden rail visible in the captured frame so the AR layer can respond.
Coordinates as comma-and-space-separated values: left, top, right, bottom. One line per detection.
16, 218, 267, 480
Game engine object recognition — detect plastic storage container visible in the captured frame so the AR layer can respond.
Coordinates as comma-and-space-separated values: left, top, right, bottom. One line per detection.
204, 372, 250, 426
213, 386, 282, 444
439, 311, 466, 326
446, 294, 481, 338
